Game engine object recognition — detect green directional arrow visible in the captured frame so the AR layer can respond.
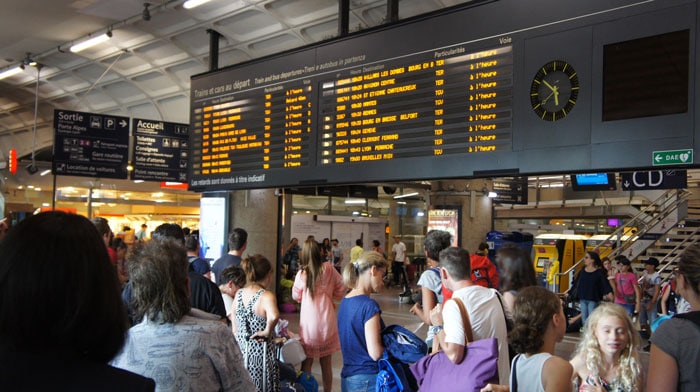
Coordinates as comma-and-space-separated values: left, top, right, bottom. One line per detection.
652, 149, 693, 166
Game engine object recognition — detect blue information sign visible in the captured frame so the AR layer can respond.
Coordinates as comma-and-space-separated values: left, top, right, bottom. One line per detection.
132, 118, 189, 182
52, 109, 129, 179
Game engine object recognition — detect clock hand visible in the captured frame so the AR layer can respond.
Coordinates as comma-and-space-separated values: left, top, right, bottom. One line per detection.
541, 90, 555, 104
554, 89, 559, 106
542, 79, 557, 92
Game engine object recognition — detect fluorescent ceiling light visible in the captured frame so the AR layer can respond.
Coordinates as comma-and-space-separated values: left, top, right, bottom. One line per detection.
0, 66, 23, 80
40, 169, 51, 176
183, 0, 213, 9
487, 191, 498, 198
393, 192, 419, 199
70, 32, 112, 53
133, 180, 145, 183
344, 199, 366, 204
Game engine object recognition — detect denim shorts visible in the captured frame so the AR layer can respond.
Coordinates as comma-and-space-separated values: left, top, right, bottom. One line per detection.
341, 373, 377, 392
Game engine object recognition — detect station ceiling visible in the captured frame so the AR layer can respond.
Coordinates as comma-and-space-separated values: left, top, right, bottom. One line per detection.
0, 0, 473, 192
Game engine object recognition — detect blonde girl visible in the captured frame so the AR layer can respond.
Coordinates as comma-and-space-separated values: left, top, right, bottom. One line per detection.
337, 251, 388, 392
570, 303, 642, 391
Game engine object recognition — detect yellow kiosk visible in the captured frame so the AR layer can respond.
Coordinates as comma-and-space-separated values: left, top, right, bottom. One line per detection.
533, 233, 588, 293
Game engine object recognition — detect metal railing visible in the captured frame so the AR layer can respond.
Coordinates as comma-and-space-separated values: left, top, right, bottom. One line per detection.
556, 189, 691, 287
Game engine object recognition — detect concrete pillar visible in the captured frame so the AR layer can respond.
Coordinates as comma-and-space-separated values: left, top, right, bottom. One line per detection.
229, 188, 280, 289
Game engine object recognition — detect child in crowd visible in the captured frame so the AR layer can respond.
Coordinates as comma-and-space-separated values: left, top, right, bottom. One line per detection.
337, 251, 388, 392
570, 303, 642, 391
481, 286, 573, 392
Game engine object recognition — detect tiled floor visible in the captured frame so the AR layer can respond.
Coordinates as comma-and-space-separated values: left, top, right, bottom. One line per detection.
282, 284, 650, 392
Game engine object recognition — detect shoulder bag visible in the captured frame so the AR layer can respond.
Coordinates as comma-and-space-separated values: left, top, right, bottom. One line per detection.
409, 297, 499, 392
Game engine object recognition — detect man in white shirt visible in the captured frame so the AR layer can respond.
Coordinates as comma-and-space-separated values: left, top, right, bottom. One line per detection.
391, 235, 409, 287
429, 247, 510, 385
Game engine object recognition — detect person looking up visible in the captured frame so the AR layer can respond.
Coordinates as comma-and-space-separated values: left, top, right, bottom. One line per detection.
212, 228, 248, 285
111, 237, 253, 391
337, 251, 388, 392
0, 211, 155, 390
648, 244, 700, 391
234, 254, 281, 392
429, 247, 510, 384
293, 239, 347, 392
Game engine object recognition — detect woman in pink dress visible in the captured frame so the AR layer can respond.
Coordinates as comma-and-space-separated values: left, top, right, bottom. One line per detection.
293, 239, 347, 392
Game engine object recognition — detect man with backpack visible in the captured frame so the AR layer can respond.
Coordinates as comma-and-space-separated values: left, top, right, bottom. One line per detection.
470, 242, 499, 289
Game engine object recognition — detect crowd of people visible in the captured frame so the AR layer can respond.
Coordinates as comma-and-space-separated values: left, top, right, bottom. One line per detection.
2, 212, 700, 391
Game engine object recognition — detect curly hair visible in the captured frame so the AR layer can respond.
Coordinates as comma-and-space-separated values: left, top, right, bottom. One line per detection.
128, 238, 191, 324
509, 286, 561, 354
575, 303, 641, 391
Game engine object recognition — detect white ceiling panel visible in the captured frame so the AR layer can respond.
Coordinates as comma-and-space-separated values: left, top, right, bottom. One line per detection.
247, 33, 304, 57
102, 80, 146, 104
127, 102, 161, 120
130, 72, 179, 96
133, 41, 190, 67
264, 0, 338, 27
215, 9, 283, 42
166, 61, 207, 85
171, 29, 211, 57
299, 19, 338, 42
156, 95, 190, 124
46, 73, 91, 93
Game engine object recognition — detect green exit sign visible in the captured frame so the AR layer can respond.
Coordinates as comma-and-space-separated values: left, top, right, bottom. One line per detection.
652, 149, 693, 166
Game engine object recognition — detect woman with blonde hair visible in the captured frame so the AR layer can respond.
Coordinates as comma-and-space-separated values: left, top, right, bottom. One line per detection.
337, 251, 389, 392
570, 303, 642, 391
293, 239, 347, 392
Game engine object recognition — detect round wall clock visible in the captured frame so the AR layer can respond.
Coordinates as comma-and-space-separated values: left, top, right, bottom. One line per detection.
530, 60, 579, 121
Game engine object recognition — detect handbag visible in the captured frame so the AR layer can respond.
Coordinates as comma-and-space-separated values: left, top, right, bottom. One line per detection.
279, 338, 306, 366
410, 298, 499, 391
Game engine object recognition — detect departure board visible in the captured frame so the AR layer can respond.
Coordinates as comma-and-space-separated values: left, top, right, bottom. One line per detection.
189, 0, 699, 191
318, 46, 512, 164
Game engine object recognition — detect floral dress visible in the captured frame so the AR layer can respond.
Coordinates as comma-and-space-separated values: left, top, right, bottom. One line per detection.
235, 289, 279, 392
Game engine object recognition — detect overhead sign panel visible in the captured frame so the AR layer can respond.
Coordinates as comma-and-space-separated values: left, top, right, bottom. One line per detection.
132, 118, 189, 183
52, 109, 129, 179
620, 170, 687, 190
492, 177, 528, 205
652, 149, 693, 166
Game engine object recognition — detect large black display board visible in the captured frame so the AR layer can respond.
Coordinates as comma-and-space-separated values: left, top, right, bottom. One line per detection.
188, 0, 699, 191
53, 109, 129, 179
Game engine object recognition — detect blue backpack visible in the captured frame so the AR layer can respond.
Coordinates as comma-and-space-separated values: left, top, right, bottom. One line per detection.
381, 324, 427, 363
379, 325, 425, 392
376, 352, 405, 392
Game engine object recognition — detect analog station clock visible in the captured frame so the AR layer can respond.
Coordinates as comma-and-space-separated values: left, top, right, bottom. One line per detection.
530, 60, 579, 121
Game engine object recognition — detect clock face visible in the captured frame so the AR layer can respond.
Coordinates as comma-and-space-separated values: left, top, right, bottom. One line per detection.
530, 60, 579, 121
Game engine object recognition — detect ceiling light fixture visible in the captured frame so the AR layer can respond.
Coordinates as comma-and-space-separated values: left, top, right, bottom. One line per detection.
183, 0, 213, 9
344, 198, 366, 204
40, 169, 51, 176
393, 192, 419, 199
0, 66, 23, 80
70, 30, 112, 53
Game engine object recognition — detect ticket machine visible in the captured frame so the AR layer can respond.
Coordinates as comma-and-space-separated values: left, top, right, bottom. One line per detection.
533, 233, 588, 292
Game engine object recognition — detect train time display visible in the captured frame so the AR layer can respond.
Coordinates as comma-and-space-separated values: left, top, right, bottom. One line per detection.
188, 0, 697, 191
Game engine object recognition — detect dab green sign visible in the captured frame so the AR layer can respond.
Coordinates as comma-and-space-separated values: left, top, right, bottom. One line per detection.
652, 149, 693, 166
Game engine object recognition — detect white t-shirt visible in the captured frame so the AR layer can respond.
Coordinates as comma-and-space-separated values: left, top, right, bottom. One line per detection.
392, 241, 407, 262
443, 285, 510, 385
